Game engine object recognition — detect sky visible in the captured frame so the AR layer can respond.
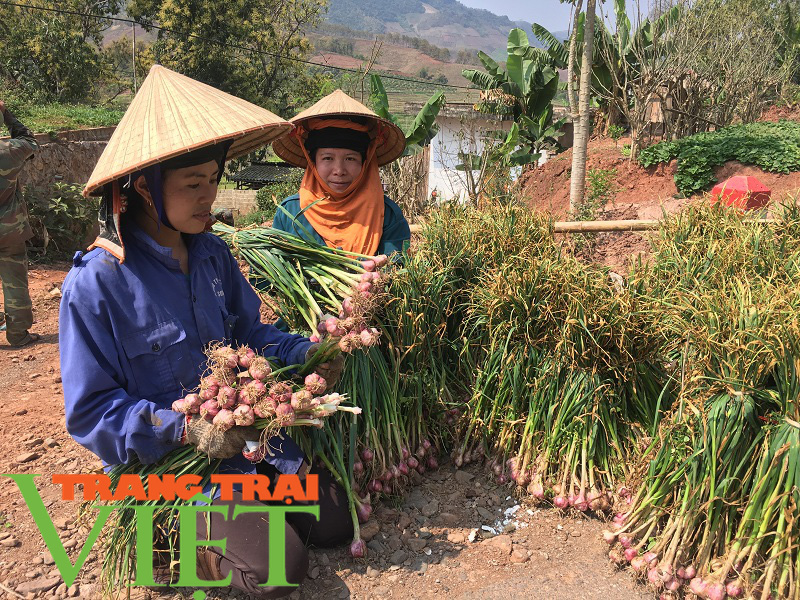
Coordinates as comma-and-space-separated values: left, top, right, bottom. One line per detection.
458, 0, 655, 31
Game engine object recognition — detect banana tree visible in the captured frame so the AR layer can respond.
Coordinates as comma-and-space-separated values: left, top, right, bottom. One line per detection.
369, 73, 444, 156
462, 28, 564, 161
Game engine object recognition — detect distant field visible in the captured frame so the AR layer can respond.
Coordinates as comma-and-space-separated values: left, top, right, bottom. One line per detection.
13, 34, 481, 134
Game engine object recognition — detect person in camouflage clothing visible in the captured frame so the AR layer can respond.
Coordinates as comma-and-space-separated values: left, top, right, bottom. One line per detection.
0, 100, 39, 347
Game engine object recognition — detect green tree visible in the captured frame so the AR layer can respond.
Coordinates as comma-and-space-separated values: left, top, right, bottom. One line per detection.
126, 0, 327, 115
0, 0, 121, 102
462, 29, 566, 161
103, 35, 155, 91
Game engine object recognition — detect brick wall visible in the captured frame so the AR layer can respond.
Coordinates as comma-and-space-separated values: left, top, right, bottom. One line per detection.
214, 189, 258, 214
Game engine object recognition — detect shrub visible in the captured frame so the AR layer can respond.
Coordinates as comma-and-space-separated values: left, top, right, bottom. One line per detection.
235, 209, 277, 228
581, 168, 617, 220
638, 120, 800, 196
24, 183, 99, 255
572, 168, 618, 253
254, 171, 304, 221
607, 124, 625, 146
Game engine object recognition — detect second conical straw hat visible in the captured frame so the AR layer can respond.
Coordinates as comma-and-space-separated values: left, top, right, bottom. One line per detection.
84, 65, 292, 196
272, 89, 405, 168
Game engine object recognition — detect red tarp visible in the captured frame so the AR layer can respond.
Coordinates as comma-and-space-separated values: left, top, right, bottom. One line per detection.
710, 175, 771, 210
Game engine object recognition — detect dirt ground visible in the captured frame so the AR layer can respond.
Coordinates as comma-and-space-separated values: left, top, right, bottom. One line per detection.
0, 263, 656, 600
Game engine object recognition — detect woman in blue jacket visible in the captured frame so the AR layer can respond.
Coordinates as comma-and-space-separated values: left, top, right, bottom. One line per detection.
272, 90, 411, 258
59, 66, 348, 598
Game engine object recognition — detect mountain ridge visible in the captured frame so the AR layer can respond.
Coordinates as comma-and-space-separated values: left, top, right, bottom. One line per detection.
324, 0, 544, 57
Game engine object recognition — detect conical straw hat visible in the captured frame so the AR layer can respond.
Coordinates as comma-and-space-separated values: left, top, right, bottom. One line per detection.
272, 89, 405, 168
84, 65, 292, 196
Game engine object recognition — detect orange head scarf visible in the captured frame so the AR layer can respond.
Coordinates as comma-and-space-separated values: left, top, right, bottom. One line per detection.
295, 118, 386, 256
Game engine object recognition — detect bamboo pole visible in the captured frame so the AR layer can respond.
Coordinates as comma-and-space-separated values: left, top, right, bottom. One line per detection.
407, 218, 775, 235
554, 219, 660, 232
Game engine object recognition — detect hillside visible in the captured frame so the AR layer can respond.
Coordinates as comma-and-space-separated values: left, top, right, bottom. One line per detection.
324, 0, 536, 57
519, 105, 800, 273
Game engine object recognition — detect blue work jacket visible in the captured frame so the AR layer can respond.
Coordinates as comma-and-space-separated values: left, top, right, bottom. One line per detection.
272, 194, 411, 257
59, 222, 311, 474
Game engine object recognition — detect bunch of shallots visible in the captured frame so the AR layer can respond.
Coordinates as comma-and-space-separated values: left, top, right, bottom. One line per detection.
172, 344, 360, 456
310, 255, 388, 352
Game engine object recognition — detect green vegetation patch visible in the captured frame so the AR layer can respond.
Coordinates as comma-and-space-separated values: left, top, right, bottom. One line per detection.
638, 120, 800, 197
12, 102, 126, 134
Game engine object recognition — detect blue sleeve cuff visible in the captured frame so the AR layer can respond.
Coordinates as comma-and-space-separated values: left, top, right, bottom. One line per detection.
151, 409, 185, 452
290, 340, 314, 369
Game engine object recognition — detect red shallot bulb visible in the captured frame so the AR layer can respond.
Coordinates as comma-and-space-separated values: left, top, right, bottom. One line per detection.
374, 254, 388, 267
274, 403, 296, 426
527, 478, 545, 499
356, 502, 372, 523
172, 398, 191, 414
269, 382, 293, 404
248, 357, 272, 381
233, 404, 255, 426
350, 539, 367, 558
253, 397, 278, 418
705, 582, 726, 600
326, 316, 340, 331
602, 530, 617, 545
647, 567, 663, 588
726, 580, 744, 598
689, 578, 707, 597
213, 409, 235, 432
200, 399, 220, 420
217, 386, 237, 409
609, 548, 626, 565
291, 390, 314, 411
618, 534, 634, 549
304, 373, 327, 395
183, 393, 202, 413
237, 348, 254, 369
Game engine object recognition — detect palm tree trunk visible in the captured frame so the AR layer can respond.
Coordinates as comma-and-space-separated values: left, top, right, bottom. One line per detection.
569, 0, 597, 216
567, 0, 583, 120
